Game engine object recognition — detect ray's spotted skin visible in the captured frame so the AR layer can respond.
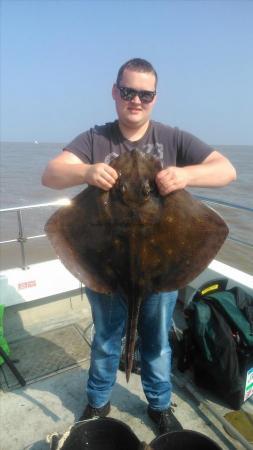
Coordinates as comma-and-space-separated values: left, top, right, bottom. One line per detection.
45, 150, 229, 380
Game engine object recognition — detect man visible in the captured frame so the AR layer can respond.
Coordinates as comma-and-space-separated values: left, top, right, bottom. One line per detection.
42, 58, 236, 434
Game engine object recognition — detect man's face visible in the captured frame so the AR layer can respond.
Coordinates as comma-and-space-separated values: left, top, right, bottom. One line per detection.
112, 69, 157, 129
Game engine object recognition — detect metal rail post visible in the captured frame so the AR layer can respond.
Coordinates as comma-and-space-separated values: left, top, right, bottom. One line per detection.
17, 210, 28, 270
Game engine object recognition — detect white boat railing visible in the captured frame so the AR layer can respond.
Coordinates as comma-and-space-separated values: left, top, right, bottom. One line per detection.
0, 196, 252, 271
0, 198, 71, 270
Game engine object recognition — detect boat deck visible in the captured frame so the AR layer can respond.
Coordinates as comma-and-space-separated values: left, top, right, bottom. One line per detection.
0, 293, 252, 450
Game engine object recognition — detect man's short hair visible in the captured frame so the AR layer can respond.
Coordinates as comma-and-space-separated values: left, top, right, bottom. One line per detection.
116, 58, 158, 87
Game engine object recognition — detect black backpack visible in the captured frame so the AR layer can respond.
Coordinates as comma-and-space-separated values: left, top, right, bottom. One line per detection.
180, 278, 253, 410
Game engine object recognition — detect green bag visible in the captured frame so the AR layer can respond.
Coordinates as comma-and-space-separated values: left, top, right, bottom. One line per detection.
184, 279, 253, 409
0, 304, 10, 365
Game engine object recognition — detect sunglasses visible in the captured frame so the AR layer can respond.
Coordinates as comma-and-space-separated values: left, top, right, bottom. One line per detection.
117, 85, 156, 104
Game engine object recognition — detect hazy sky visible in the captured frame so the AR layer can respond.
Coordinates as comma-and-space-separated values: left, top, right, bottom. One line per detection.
1, 0, 253, 144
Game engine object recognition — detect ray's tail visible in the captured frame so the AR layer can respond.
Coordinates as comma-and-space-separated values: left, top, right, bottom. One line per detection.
125, 297, 142, 382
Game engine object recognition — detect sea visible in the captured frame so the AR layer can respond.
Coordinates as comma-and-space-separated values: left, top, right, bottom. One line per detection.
0, 142, 252, 273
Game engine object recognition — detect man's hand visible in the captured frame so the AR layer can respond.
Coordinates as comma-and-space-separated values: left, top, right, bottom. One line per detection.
85, 163, 118, 190
156, 166, 188, 195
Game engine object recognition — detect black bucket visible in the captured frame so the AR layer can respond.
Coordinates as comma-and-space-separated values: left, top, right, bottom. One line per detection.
59, 417, 141, 450
150, 430, 222, 450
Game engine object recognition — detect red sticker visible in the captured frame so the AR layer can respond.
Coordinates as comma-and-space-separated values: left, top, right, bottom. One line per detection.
18, 280, 37, 290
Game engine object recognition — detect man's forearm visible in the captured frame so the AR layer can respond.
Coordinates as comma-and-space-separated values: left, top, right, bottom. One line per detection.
41, 161, 89, 189
42, 159, 118, 190
156, 151, 236, 195
185, 154, 237, 188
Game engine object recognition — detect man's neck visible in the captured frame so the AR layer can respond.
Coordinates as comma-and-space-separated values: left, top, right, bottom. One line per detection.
118, 121, 150, 142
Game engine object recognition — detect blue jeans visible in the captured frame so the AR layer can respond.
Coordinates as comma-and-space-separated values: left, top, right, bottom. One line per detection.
85, 287, 177, 411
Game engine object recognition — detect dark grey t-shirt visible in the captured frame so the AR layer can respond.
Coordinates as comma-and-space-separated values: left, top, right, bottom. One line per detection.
64, 120, 213, 167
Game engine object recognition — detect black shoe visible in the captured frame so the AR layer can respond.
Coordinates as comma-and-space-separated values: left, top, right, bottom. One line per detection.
79, 401, 111, 421
147, 405, 183, 434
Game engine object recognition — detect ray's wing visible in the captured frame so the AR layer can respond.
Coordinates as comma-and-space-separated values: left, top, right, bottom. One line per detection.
45, 187, 119, 293
137, 189, 229, 292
